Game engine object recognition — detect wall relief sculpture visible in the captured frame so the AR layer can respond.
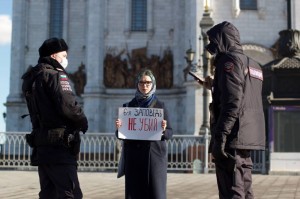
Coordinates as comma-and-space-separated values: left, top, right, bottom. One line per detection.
68, 62, 86, 97
263, 29, 300, 101
271, 29, 300, 59
104, 47, 173, 88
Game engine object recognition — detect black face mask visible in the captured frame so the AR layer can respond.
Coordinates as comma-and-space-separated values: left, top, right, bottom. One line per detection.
205, 42, 218, 55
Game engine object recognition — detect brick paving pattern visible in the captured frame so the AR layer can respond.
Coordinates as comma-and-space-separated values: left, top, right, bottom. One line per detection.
1, 171, 300, 199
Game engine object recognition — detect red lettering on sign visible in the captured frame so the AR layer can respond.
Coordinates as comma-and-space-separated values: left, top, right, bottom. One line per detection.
139, 118, 158, 131
128, 118, 136, 130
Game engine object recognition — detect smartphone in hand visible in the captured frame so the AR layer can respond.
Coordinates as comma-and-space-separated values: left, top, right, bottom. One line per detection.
188, 71, 204, 84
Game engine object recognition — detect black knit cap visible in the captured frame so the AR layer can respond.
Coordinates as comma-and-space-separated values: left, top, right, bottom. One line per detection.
38, 37, 68, 57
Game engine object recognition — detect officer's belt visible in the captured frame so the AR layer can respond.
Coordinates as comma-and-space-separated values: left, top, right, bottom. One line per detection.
47, 128, 65, 144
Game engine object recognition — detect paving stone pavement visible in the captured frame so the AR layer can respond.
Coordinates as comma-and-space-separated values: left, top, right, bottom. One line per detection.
1, 170, 300, 198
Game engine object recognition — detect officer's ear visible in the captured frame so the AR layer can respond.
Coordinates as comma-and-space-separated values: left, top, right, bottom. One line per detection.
50, 53, 57, 59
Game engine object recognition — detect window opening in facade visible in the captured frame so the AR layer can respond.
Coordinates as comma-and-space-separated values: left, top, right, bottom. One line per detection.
49, 0, 64, 38
131, 0, 147, 31
240, 0, 257, 10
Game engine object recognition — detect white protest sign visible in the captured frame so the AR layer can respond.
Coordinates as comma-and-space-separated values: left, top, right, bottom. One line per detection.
118, 107, 164, 141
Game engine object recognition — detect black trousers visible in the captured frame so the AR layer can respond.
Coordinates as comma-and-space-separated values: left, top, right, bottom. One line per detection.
38, 164, 82, 199
215, 149, 253, 199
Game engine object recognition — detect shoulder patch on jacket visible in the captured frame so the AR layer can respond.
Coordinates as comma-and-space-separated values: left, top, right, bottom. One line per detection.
224, 62, 234, 72
59, 73, 73, 92
60, 74, 68, 81
249, 67, 263, 81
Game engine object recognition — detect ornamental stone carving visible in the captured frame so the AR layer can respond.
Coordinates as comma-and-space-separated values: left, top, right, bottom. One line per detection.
104, 47, 173, 89
68, 62, 87, 97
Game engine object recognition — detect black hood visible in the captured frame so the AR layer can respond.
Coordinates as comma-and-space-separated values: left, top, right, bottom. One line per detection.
206, 21, 243, 55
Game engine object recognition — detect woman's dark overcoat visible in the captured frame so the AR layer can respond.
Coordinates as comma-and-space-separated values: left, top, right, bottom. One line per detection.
120, 98, 173, 199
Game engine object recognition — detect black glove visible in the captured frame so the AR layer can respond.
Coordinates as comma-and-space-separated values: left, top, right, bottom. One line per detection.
212, 133, 228, 160
80, 119, 88, 134
25, 133, 35, 148
81, 124, 88, 134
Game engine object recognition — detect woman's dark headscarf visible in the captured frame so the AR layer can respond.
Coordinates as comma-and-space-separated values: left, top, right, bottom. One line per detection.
135, 69, 157, 107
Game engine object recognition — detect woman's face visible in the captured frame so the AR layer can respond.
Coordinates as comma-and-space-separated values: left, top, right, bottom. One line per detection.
138, 75, 153, 95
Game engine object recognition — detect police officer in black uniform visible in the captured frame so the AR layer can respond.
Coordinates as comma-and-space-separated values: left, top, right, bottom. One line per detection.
204, 21, 266, 199
22, 38, 88, 199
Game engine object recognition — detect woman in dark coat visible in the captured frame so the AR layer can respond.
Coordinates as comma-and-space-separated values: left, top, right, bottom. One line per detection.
115, 69, 173, 199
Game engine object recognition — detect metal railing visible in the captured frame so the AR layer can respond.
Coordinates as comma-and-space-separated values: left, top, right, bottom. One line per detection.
0, 132, 266, 173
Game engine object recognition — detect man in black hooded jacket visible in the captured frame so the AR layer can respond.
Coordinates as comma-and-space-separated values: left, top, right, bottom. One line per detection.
204, 21, 266, 198
22, 38, 88, 199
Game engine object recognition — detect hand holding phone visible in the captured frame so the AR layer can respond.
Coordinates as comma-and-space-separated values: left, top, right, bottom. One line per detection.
188, 71, 213, 90
188, 71, 204, 84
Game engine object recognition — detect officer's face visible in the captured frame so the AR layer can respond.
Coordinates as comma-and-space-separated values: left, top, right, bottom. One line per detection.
51, 51, 68, 63
138, 75, 153, 95
206, 42, 218, 55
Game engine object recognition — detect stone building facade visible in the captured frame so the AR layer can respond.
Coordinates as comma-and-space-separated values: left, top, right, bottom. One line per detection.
6, 0, 298, 135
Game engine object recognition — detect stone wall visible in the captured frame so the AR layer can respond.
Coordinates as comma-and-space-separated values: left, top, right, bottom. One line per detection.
6, 0, 291, 134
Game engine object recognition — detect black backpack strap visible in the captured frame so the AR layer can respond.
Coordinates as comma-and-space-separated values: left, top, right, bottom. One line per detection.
23, 81, 44, 129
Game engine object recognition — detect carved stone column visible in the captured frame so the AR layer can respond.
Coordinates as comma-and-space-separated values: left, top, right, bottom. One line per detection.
6, 0, 28, 131
83, 0, 106, 132
199, 7, 214, 135
184, 81, 203, 135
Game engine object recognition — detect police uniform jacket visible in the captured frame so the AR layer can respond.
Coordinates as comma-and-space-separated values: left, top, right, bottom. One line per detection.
22, 57, 88, 165
207, 22, 266, 151
117, 97, 173, 199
